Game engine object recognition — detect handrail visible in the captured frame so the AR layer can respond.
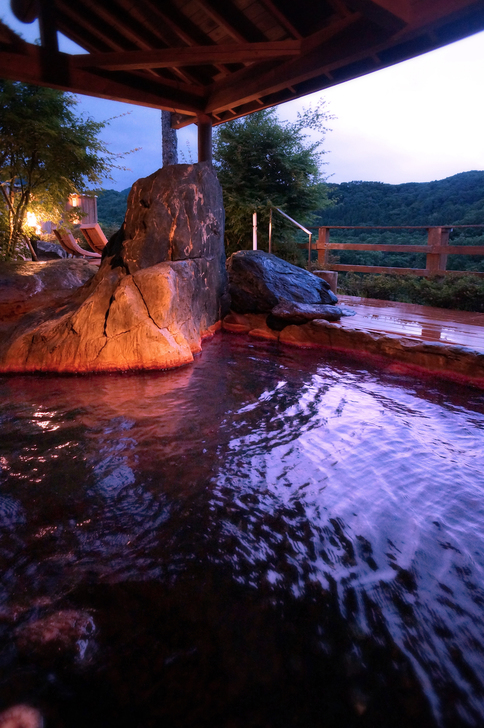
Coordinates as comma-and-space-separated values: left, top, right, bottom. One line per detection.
299, 224, 484, 277
306, 224, 484, 230
272, 208, 312, 262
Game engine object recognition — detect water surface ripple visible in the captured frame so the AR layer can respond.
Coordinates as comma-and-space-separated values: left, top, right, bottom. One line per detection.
1, 336, 484, 727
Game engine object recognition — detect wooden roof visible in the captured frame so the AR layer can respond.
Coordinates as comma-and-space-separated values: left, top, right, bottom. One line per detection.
2, 0, 484, 128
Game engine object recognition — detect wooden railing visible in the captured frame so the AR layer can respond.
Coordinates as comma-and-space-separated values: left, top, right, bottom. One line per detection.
298, 225, 484, 277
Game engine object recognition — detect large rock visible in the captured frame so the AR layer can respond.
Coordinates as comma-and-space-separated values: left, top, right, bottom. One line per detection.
35, 240, 67, 260
15, 609, 96, 663
227, 250, 338, 313
0, 259, 97, 322
105, 162, 225, 275
0, 163, 227, 374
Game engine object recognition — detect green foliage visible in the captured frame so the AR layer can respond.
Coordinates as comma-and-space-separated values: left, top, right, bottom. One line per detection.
338, 272, 484, 312
97, 187, 130, 233
316, 171, 484, 272
0, 81, 125, 260
213, 102, 332, 262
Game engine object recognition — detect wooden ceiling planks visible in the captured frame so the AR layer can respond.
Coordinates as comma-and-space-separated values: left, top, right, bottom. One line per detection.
3, 0, 484, 127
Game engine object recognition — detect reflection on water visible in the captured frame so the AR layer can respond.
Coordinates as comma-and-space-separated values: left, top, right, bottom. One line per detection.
1, 336, 484, 727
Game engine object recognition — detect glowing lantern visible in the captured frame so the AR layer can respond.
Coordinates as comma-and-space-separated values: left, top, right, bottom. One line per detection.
26, 212, 42, 236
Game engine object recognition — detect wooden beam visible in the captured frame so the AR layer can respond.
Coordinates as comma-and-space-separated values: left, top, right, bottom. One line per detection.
257, 0, 302, 39
206, 13, 364, 113
138, 0, 233, 79
194, 0, 267, 43
324, 243, 441, 253
0, 19, 28, 47
358, 0, 412, 24
71, 0, 198, 86
56, 3, 131, 52
37, 0, 59, 52
0, 44, 204, 114
72, 41, 301, 71
346, 0, 409, 30
329, 265, 431, 275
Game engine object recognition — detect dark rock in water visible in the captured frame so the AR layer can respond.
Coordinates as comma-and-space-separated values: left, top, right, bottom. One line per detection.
15, 609, 95, 663
269, 301, 356, 329
226, 250, 338, 314
0, 163, 227, 373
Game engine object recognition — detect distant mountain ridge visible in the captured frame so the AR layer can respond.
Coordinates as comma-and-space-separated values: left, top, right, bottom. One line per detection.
98, 172, 484, 234
318, 170, 484, 227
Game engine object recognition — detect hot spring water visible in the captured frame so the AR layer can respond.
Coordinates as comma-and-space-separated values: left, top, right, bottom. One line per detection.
1, 336, 484, 727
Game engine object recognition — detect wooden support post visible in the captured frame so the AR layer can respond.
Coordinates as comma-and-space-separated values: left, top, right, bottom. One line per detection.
252, 211, 257, 250
38, 0, 59, 53
197, 114, 212, 164
317, 227, 330, 266
439, 227, 450, 272
426, 227, 449, 274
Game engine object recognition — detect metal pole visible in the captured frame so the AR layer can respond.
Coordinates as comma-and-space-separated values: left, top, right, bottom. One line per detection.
268, 208, 272, 254
252, 211, 257, 250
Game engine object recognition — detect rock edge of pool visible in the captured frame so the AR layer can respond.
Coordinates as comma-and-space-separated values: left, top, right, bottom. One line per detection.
223, 310, 484, 390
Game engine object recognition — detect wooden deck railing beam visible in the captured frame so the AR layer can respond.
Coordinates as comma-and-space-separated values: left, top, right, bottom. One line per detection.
297, 225, 484, 277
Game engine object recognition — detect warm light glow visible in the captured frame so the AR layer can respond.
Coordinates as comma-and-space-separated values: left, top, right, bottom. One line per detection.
26, 212, 42, 236
70, 194, 80, 208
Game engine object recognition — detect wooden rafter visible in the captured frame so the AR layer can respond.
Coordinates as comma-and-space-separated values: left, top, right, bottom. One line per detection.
4, 0, 484, 128
0, 44, 204, 114
0, 19, 28, 48
258, 0, 303, 39
194, 0, 267, 44
139, 0, 233, 77
72, 41, 301, 71
206, 13, 363, 113
72, 1, 197, 85
346, 0, 409, 30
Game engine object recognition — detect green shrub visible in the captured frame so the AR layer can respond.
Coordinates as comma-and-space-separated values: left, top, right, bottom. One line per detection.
338, 273, 484, 312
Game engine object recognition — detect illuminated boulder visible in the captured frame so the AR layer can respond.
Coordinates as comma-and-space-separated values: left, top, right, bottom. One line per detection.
0, 163, 227, 373
0, 259, 95, 322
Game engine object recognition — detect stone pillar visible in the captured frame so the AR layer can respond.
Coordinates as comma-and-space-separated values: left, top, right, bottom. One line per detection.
161, 111, 178, 166
197, 114, 212, 164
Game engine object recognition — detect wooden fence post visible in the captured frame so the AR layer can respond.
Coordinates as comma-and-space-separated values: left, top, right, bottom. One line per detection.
426, 227, 450, 274
317, 227, 330, 267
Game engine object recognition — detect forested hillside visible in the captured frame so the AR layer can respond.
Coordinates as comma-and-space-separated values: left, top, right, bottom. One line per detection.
320, 171, 484, 226
97, 188, 130, 235
315, 171, 484, 272
96, 172, 484, 272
